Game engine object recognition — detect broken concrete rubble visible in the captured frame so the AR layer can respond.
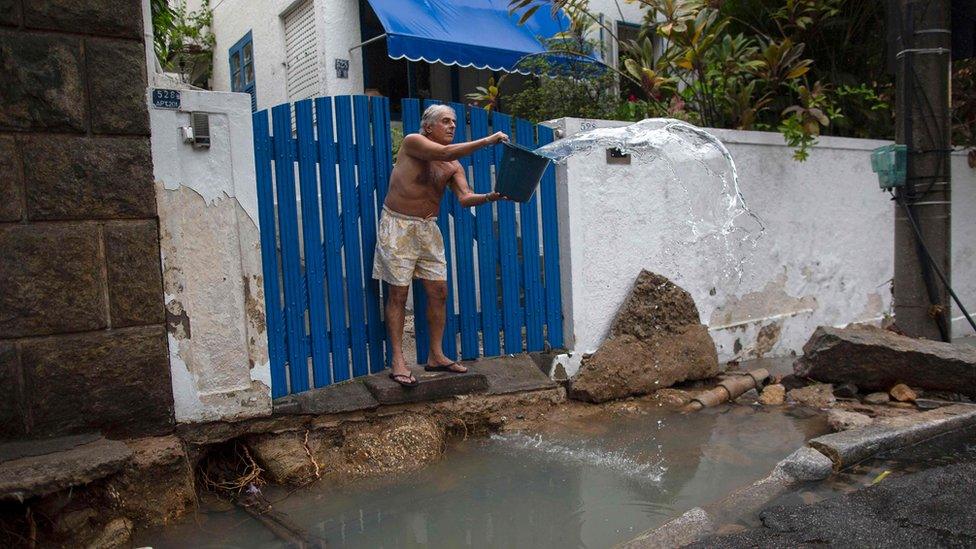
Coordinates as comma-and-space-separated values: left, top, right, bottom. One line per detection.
890, 383, 918, 402
759, 384, 786, 406
864, 391, 891, 405
570, 327, 720, 403
808, 404, 976, 470
794, 325, 976, 397
827, 410, 873, 432
569, 271, 720, 403
609, 270, 703, 340
787, 383, 836, 409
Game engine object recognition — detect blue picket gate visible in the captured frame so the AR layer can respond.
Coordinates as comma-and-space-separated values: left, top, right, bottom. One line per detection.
254, 95, 564, 398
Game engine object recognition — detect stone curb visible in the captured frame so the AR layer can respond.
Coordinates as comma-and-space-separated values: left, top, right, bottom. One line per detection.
618, 403, 976, 548
808, 403, 976, 470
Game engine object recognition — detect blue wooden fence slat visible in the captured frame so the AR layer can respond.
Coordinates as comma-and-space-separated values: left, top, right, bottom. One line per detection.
335, 96, 370, 378
252, 110, 288, 398
255, 95, 566, 397
468, 106, 501, 357
515, 118, 545, 352
271, 103, 310, 393
491, 112, 522, 354
537, 125, 564, 349
353, 96, 386, 374
370, 96, 394, 367
401, 99, 430, 364
314, 97, 351, 383
295, 99, 333, 387
449, 102, 480, 360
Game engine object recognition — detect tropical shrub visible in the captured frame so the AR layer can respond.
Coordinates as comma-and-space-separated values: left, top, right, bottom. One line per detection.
151, 0, 215, 88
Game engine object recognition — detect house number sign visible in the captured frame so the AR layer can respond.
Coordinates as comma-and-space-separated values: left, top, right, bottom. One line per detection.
334, 58, 350, 79
152, 89, 181, 109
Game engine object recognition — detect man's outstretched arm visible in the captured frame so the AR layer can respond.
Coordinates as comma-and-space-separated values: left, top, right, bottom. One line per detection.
401, 132, 507, 162
448, 163, 504, 207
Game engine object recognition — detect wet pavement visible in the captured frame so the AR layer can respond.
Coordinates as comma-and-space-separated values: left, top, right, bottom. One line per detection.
693, 425, 976, 548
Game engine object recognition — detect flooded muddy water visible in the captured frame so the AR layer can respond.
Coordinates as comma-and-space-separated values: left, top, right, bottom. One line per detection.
138, 398, 827, 548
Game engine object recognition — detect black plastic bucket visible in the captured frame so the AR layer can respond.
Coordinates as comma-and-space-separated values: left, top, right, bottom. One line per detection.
495, 141, 552, 203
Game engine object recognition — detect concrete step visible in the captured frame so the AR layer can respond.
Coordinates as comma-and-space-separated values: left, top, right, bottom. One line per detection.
0, 434, 132, 501
273, 353, 558, 413
364, 366, 489, 405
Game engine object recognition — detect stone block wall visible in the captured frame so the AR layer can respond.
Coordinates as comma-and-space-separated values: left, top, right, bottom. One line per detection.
0, 0, 174, 440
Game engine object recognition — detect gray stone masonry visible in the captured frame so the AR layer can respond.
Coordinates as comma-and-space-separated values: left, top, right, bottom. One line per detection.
0, 1, 173, 440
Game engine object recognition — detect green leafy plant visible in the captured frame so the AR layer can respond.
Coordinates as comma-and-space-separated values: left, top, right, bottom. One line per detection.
391, 125, 404, 163
465, 76, 502, 111
508, 0, 830, 160
779, 82, 831, 160
151, 0, 215, 88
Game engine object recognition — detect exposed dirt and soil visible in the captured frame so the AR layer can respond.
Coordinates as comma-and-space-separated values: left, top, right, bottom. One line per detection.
569, 271, 721, 403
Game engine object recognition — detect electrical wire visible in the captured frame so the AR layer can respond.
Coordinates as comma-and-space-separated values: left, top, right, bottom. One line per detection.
889, 190, 976, 335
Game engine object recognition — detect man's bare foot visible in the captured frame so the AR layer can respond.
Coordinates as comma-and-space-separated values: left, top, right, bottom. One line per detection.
390, 354, 417, 384
424, 355, 467, 373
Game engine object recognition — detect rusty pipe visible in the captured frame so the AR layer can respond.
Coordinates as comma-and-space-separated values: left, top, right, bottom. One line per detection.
683, 368, 769, 412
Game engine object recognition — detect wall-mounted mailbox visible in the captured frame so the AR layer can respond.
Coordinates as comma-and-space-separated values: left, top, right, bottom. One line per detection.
182, 112, 211, 149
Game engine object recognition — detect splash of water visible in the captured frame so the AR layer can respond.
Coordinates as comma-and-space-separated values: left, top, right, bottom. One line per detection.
535, 118, 765, 286
490, 432, 667, 483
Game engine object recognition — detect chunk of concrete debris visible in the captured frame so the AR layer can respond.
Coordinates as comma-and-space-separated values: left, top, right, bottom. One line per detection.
827, 410, 873, 432
569, 327, 719, 403
619, 507, 714, 549
655, 388, 693, 407
794, 325, 976, 397
609, 270, 703, 339
759, 384, 786, 406
775, 446, 834, 481
569, 271, 719, 403
890, 383, 917, 402
864, 392, 890, 405
788, 383, 836, 409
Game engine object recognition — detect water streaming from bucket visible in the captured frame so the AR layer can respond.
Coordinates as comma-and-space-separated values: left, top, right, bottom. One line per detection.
535, 118, 766, 288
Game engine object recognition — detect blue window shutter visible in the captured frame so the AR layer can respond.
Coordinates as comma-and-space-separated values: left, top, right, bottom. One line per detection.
229, 31, 257, 111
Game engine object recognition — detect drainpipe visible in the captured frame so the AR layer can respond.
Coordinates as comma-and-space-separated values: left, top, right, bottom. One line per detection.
683, 369, 769, 412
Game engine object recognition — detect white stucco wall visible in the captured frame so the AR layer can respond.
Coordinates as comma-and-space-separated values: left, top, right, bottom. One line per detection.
147, 85, 273, 423
207, 0, 364, 110
551, 117, 976, 361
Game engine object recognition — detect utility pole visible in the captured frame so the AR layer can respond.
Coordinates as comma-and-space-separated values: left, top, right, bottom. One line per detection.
893, 0, 953, 341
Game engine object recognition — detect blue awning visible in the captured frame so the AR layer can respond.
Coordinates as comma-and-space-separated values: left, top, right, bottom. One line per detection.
363, 0, 591, 74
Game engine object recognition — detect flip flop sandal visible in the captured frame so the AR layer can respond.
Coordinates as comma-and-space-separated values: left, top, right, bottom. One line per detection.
424, 362, 467, 373
389, 372, 418, 387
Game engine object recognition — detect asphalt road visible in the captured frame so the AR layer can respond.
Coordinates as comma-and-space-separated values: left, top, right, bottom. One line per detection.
689, 457, 976, 548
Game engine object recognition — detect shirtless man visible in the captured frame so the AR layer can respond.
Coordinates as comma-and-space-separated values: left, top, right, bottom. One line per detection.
373, 104, 509, 387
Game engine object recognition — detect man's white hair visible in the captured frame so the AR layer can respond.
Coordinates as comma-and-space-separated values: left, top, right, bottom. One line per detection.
421, 104, 456, 135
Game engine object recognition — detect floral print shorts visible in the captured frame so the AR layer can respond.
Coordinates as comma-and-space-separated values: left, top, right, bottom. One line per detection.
372, 206, 447, 287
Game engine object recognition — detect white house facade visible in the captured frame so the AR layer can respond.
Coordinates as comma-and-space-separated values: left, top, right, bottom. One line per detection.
186, 0, 649, 112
